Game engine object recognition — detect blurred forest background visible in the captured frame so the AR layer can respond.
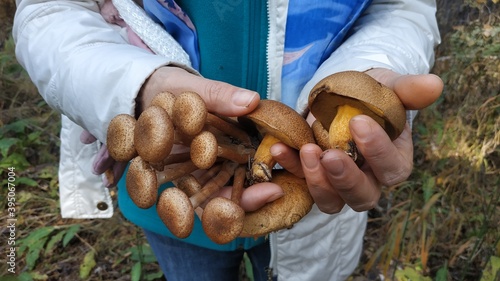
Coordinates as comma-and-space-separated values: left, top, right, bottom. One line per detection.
0, 0, 499, 280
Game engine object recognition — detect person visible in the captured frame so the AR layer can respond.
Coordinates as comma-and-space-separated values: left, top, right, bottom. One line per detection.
13, 0, 444, 280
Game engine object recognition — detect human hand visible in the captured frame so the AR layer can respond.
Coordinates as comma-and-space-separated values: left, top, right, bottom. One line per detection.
138, 66, 285, 211
138, 66, 261, 116
80, 130, 128, 187
271, 68, 443, 214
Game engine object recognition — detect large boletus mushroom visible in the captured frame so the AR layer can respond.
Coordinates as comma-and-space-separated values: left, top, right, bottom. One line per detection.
308, 71, 406, 162
238, 100, 315, 183
239, 170, 314, 237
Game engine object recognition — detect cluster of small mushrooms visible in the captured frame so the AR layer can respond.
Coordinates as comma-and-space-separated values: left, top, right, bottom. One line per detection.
105, 71, 406, 244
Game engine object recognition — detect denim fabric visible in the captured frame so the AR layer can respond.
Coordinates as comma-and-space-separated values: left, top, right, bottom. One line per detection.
144, 229, 276, 281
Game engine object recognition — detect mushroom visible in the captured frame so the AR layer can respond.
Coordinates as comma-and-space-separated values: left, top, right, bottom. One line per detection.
172, 91, 208, 136
150, 91, 176, 118
205, 113, 252, 146
238, 100, 315, 183
201, 164, 246, 244
156, 160, 238, 238
189, 130, 254, 169
134, 105, 175, 163
126, 156, 198, 208
239, 170, 314, 237
107, 114, 137, 162
308, 71, 406, 163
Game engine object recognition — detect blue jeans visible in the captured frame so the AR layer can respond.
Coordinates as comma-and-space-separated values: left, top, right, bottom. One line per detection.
144, 229, 276, 281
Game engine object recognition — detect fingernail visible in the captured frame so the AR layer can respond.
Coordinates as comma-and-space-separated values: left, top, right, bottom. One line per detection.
303, 151, 319, 169
350, 116, 372, 141
269, 144, 282, 157
232, 91, 258, 107
321, 151, 344, 176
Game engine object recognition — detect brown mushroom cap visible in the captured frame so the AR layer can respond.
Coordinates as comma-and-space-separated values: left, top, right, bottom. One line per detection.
126, 156, 159, 209
239, 170, 314, 237
173, 91, 208, 136
107, 114, 137, 162
134, 106, 175, 163
308, 71, 406, 140
239, 100, 315, 148
190, 130, 218, 170
157, 187, 195, 239
150, 91, 176, 118
202, 197, 245, 244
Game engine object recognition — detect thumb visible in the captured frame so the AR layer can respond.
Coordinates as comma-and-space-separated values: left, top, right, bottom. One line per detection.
143, 67, 260, 116
392, 73, 443, 110
194, 77, 261, 116
366, 68, 443, 110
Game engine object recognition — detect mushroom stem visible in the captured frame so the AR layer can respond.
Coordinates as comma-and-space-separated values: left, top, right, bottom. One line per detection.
150, 152, 191, 171
126, 157, 198, 209
157, 161, 238, 239
328, 104, 363, 161
231, 164, 247, 205
238, 100, 315, 183
189, 161, 238, 207
206, 113, 252, 146
157, 161, 199, 184
197, 163, 223, 185
218, 143, 254, 164
251, 134, 281, 183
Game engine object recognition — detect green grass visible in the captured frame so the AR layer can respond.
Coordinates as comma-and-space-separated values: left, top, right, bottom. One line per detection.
1, 0, 499, 280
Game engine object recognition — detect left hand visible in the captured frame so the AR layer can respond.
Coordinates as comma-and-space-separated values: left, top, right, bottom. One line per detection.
80, 130, 128, 187
271, 68, 443, 214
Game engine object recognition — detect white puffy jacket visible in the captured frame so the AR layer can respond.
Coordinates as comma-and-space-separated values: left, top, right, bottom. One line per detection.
13, 0, 439, 279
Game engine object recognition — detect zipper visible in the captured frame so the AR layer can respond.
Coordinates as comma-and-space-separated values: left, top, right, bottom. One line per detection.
265, 0, 272, 100
265, 0, 288, 101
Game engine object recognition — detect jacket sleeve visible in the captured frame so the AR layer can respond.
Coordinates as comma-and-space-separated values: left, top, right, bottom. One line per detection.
13, 0, 178, 143
296, 0, 441, 114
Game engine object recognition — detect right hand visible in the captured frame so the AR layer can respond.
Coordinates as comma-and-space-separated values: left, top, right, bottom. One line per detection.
138, 66, 285, 211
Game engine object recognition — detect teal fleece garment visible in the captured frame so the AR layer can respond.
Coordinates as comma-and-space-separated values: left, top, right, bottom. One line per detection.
118, 1, 268, 251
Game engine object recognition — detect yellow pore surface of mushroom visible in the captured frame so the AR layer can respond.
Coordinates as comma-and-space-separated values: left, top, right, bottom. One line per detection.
308, 71, 406, 159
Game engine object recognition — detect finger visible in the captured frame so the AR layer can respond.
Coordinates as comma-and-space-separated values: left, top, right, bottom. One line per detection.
270, 142, 305, 178
366, 68, 443, 109
164, 68, 261, 116
392, 74, 443, 110
92, 144, 115, 175
300, 144, 346, 214
237, 182, 284, 212
320, 148, 381, 212
350, 115, 413, 186
109, 161, 128, 187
